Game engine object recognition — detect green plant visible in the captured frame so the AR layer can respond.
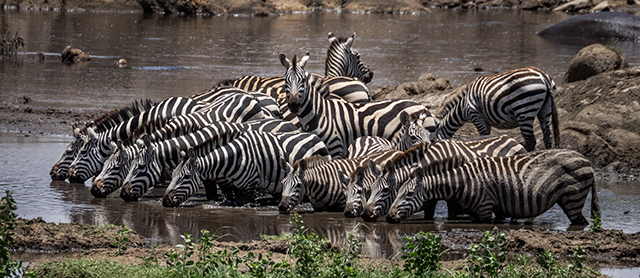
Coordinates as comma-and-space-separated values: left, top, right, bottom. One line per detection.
589, 211, 603, 233
166, 233, 197, 267
0, 29, 24, 58
245, 250, 291, 278
466, 229, 507, 277
568, 245, 585, 273
0, 190, 27, 277
401, 231, 445, 276
536, 249, 556, 271
326, 231, 362, 277
113, 224, 130, 256
287, 213, 331, 277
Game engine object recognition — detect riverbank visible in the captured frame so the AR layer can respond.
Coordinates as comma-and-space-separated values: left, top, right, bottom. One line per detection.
2, 0, 640, 15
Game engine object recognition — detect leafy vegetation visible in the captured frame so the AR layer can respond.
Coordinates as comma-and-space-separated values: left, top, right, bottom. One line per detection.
0, 29, 24, 58
113, 224, 130, 256
1, 190, 29, 277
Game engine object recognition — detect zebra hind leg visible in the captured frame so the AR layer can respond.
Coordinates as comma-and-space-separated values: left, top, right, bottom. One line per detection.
517, 118, 537, 152
537, 103, 554, 149
557, 196, 589, 226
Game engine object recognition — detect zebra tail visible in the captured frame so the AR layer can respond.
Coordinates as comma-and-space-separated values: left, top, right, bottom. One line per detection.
591, 180, 600, 221
550, 93, 560, 148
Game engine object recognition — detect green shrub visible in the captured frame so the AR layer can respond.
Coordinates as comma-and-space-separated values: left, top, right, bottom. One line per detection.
0, 190, 27, 277
401, 231, 445, 276
466, 229, 507, 277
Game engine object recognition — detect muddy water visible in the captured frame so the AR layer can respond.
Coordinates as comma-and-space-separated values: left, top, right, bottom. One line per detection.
2, 132, 640, 259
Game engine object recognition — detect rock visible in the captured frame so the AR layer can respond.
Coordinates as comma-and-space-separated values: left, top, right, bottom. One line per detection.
61, 46, 91, 63
561, 121, 619, 168
117, 58, 127, 68
343, 0, 429, 13
552, 0, 591, 11
564, 44, 628, 83
370, 72, 453, 110
36, 51, 45, 61
590, 0, 610, 11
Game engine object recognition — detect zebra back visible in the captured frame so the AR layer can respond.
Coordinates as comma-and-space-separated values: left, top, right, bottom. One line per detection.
389, 149, 597, 225
163, 130, 331, 207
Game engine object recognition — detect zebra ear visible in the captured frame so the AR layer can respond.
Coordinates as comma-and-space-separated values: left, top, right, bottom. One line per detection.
187, 148, 198, 166
180, 150, 187, 161
415, 167, 425, 188
72, 123, 82, 138
327, 32, 336, 43
279, 54, 290, 69
87, 127, 98, 140
338, 170, 350, 185
354, 166, 364, 180
299, 51, 310, 69
384, 161, 395, 174
109, 139, 118, 152
280, 157, 290, 172
298, 158, 307, 172
400, 111, 410, 127
345, 33, 355, 49
366, 159, 380, 176
142, 135, 152, 147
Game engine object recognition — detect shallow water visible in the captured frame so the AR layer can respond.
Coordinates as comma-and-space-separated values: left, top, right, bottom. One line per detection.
2, 10, 640, 260
1, 132, 639, 258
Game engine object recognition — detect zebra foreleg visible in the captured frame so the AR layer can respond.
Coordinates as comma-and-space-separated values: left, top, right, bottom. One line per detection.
422, 199, 438, 220
202, 179, 218, 201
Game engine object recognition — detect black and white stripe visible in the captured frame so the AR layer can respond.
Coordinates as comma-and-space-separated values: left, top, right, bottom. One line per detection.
387, 149, 599, 226
435, 66, 559, 152
278, 150, 403, 213
362, 135, 527, 222
281, 53, 434, 159
68, 97, 204, 183
119, 119, 298, 202
163, 130, 331, 207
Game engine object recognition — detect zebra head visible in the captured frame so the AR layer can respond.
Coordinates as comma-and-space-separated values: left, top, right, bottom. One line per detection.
326, 32, 373, 84
51, 124, 87, 181
280, 52, 310, 115
121, 136, 160, 202
362, 161, 397, 222
396, 110, 434, 151
278, 157, 307, 214
387, 167, 426, 223
344, 159, 381, 218
92, 140, 133, 198
163, 149, 202, 207
68, 127, 104, 183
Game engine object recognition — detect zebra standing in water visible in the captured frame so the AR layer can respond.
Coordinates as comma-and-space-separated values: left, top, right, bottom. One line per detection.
227, 32, 373, 103
435, 66, 559, 152
278, 150, 403, 213
162, 130, 331, 207
50, 99, 156, 181
387, 149, 599, 226
362, 135, 527, 222
91, 92, 287, 198
118, 119, 298, 202
281, 53, 434, 159
68, 97, 210, 183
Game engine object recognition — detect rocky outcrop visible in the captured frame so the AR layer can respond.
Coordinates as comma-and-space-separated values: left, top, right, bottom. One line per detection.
371, 73, 453, 111
564, 44, 628, 83
61, 46, 91, 63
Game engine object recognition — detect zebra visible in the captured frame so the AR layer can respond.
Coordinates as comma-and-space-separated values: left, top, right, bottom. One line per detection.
346, 109, 434, 159
281, 53, 434, 159
434, 66, 559, 152
117, 119, 298, 202
278, 149, 403, 214
226, 32, 373, 103
343, 158, 382, 218
387, 149, 599, 226
362, 135, 527, 222
190, 86, 281, 119
162, 130, 331, 207
51, 99, 156, 182
68, 97, 211, 183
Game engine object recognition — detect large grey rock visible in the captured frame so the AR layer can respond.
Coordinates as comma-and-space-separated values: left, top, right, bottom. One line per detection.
564, 43, 628, 83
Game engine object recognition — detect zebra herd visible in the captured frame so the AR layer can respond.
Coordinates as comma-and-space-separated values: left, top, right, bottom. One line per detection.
50, 32, 599, 226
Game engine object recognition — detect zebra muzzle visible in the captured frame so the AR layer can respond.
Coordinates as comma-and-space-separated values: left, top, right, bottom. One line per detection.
162, 191, 180, 207
120, 183, 139, 202
90, 179, 108, 198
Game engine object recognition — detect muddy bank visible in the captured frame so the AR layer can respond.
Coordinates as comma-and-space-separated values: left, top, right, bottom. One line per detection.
9, 217, 640, 270
2, 0, 640, 15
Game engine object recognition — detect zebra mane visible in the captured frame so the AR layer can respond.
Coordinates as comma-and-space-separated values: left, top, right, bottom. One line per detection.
292, 155, 330, 170
87, 99, 156, 133
437, 85, 467, 118
419, 154, 468, 176
391, 141, 431, 165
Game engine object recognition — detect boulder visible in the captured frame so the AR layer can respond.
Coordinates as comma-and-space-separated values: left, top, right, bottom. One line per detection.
552, 0, 591, 11
564, 44, 628, 83
371, 73, 453, 110
61, 46, 91, 63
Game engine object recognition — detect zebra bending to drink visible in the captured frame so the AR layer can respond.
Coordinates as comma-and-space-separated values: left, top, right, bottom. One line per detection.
387, 149, 599, 226
50, 99, 156, 181
362, 135, 527, 222
278, 150, 403, 214
435, 67, 559, 152
281, 52, 434, 159
162, 130, 331, 207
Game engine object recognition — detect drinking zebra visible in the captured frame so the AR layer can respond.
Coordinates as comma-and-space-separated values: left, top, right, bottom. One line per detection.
118, 119, 298, 202
281, 52, 434, 159
190, 86, 281, 119
278, 150, 403, 214
68, 97, 211, 183
50, 99, 156, 181
387, 149, 599, 226
434, 66, 559, 152
91, 92, 292, 198
162, 130, 331, 207
362, 135, 527, 222
227, 32, 373, 103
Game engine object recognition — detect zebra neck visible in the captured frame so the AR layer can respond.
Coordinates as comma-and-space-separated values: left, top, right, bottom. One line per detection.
422, 166, 467, 202
436, 97, 471, 140
296, 85, 326, 132
389, 129, 409, 151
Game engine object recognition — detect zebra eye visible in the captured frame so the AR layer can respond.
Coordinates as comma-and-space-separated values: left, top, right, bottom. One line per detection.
382, 187, 389, 193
